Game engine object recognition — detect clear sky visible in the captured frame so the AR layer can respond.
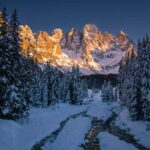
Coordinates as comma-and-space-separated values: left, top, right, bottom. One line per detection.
0, 0, 150, 41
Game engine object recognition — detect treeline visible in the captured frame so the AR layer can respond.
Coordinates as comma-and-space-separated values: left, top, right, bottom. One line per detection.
82, 74, 117, 89
118, 36, 150, 121
0, 9, 87, 119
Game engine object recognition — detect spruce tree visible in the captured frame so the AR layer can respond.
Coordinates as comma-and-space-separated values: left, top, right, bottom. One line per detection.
4, 9, 28, 118
140, 38, 150, 120
101, 81, 114, 102
128, 55, 140, 120
0, 9, 25, 118
59, 71, 71, 103
42, 63, 61, 106
0, 9, 12, 117
118, 59, 126, 105
118, 37, 150, 121
81, 79, 88, 98
49, 69, 61, 104
69, 65, 82, 105
41, 64, 50, 106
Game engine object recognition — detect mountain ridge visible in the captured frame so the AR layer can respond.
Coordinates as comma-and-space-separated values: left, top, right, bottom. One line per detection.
19, 24, 135, 75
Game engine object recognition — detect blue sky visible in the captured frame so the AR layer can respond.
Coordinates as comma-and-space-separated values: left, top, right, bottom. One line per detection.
0, 0, 150, 41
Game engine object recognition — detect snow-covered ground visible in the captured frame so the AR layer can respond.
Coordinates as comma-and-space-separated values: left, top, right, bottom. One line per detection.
0, 90, 150, 150
115, 108, 150, 149
0, 104, 88, 150
98, 132, 138, 150
43, 116, 91, 150
86, 89, 121, 121
87, 101, 120, 121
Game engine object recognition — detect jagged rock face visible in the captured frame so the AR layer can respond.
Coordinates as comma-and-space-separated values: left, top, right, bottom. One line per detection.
102, 32, 115, 48
51, 29, 63, 43
61, 28, 82, 51
116, 31, 129, 43
19, 25, 35, 54
82, 24, 106, 52
19, 26, 63, 63
51, 29, 63, 56
35, 31, 53, 52
19, 24, 135, 75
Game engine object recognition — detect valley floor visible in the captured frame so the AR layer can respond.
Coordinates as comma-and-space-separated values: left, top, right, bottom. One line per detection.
0, 90, 150, 150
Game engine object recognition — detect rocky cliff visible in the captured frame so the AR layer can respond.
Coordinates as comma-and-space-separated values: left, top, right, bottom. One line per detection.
19, 24, 135, 75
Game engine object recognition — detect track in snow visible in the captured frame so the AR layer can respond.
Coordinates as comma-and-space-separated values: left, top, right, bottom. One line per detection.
32, 110, 88, 150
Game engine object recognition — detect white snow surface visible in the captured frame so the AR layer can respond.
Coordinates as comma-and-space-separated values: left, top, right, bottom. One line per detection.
0, 91, 150, 150
87, 101, 120, 121
0, 104, 87, 150
87, 91, 120, 121
43, 116, 91, 150
115, 108, 150, 149
98, 132, 138, 150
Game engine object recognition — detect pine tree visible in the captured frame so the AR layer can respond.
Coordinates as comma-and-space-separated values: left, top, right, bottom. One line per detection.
42, 63, 61, 106
49, 69, 61, 104
23, 58, 42, 107
41, 64, 49, 107
5, 10, 27, 117
59, 71, 71, 103
2, 9, 28, 119
118, 36, 150, 121
140, 38, 150, 120
101, 81, 114, 102
128, 56, 140, 120
0, 9, 13, 118
118, 59, 126, 105
69, 65, 83, 105
81, 79, 88, 98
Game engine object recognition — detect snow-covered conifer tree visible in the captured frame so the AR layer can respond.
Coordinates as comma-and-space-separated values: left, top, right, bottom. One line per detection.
0, 8, 11, 117
140, 37, 150, 120
81, 79, 88, 98
101, 81, 114, 102
69, 65, 82, 105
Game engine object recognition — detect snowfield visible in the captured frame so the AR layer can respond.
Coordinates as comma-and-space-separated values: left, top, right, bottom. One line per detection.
0, 91, 150, 150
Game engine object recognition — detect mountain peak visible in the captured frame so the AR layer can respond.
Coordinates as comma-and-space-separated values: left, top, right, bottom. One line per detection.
19, 24, 135, 75
83, 24, 100, 35
118, 30, 128, 37
51, 28, 63, 43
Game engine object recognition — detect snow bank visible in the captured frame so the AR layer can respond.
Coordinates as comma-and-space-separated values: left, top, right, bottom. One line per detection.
98, 132, 137, 150
115, 108, 150, 149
